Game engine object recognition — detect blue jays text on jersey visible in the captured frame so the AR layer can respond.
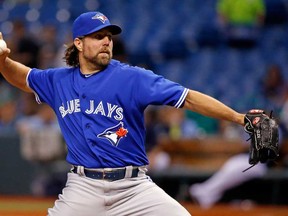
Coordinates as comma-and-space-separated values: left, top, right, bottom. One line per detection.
59, 99, 124, 120
27, 60, 189, 168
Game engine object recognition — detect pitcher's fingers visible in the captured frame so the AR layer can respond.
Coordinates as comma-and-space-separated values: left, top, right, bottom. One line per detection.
0, 32, 3, 40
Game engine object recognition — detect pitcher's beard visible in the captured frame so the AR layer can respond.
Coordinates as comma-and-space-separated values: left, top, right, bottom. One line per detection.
85, 54, 112, 70
96, 56, 110, 67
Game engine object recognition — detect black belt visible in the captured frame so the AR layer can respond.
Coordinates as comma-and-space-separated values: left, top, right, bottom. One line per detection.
71, 166, 139, 181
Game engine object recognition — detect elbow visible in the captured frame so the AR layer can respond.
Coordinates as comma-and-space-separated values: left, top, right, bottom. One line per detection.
183, 90, 197, 111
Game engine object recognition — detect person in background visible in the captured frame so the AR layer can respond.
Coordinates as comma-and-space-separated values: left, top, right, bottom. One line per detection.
38, 24, 59, 69
17, 104, 67, 196
112, 35, 129, 63
0, 82, 20, 135
188, 128, 268, 209
260, 64, 287, 114
147, 106, 203, 170
6, 20, 40, 68
217, 0, 266, 48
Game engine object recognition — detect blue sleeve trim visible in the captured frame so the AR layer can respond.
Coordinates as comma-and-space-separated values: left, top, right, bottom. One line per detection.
26, 69, 42, 104
175, 88, 189, 108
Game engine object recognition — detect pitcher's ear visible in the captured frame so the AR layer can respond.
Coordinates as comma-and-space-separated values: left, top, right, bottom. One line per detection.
74, 37, 83, 52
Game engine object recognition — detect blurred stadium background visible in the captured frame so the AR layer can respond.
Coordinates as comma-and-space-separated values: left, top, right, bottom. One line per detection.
0, 0, 287, 110
0, 0, 288, 110
0, 0, 288, 215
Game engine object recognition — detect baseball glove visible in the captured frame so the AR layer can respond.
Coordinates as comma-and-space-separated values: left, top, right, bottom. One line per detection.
244, 109, 279, 167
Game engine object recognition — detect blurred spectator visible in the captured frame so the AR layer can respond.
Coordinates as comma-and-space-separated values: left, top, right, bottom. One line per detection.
155, 106, 202, 142
280, 94, 288, 138
144, 107, 171, 171
189, 153, 267, 209
147, 106, 202, 170
218, 120, 244, 140
17, 104, 64, 162
17, 104, 67, 196
113, 35, 129, 63
38, 24, 60, 69
54, 33, 73, 67
239, 63, 287, 114
260, 64, 287, 113
18, 93, 39, 117
6, 20, 40, 68
186, 112, 219, 135
280, 90, 288, 167
0, 82, 20, 135
144, 106, 159, 153
216, 0, 266, 48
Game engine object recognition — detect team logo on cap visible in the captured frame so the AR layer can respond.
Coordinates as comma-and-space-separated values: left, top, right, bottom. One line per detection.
92, 13, 108, 23
97, 122, 128, 147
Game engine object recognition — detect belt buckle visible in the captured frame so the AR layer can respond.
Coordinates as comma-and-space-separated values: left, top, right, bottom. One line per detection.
102, 170, 106, 180
102, 168, 113, 180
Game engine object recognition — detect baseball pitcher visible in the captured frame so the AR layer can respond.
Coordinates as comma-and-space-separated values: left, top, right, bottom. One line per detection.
0, 11, 278, 216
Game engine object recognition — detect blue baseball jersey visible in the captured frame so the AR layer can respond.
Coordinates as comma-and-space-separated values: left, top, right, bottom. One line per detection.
27, 60, 189, 168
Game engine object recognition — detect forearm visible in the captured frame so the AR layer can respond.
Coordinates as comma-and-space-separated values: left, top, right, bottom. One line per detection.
183, 90, 245, 125
0, 57, 32, 92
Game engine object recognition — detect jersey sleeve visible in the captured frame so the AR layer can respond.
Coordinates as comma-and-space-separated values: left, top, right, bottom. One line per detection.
135, 68, 189, 108
26, 68, 56, 107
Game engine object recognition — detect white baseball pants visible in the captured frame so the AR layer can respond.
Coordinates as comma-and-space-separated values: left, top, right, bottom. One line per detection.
48, 168, 190, 216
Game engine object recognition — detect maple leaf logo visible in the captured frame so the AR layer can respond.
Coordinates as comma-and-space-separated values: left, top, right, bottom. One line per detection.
116, 127, 128, 137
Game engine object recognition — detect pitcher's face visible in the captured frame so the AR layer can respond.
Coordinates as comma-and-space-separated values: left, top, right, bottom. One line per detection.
75, 29, 113, 70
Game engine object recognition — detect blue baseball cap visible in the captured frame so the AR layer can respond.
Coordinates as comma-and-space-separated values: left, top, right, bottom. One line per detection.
72, 12, 122, 40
